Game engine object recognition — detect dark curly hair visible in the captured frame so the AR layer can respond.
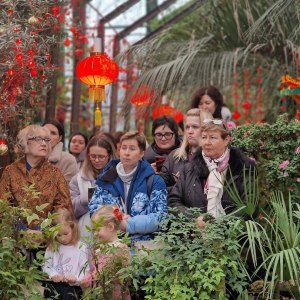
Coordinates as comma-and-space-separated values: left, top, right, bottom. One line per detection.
191, 86, 224, 119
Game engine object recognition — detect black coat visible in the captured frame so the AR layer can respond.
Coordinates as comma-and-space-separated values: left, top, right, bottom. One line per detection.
168, 147, 256, 216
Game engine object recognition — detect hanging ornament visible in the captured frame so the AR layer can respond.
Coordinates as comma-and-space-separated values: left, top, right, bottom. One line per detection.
75, 49, 84, 57
64, 38, 71, 47
130, 85, 154, 106
7, 69, 14, 76
94, 103, 102, 127
0, 138, 8, 156
28, 16, 40, 26
232, 110, 241, 121
242, 100, 251, 110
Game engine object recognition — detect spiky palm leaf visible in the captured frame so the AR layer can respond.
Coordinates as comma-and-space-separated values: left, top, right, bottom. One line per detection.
117, 0, 300, 116
241, 191, 300, 299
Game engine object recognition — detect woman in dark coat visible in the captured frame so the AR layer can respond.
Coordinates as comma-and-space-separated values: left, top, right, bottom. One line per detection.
168, 119, 255, 225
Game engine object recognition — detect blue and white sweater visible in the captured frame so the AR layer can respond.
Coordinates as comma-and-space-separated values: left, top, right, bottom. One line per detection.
89, 159, 168, 243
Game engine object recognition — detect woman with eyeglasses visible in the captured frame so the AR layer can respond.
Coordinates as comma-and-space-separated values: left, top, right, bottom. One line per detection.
144, 115, 181, 172
42, 119, 78, 183
0, 125, 73, 240
89, 131, 167, 246
159, 109, 213, 190
168, 119, 255, 225
69, 135, 118, 239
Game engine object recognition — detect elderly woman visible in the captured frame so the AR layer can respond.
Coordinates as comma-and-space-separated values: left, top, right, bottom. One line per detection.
89, 131, 168, 245
69, 135, 118, 238
0, 124, 73, 233
191, 86, 232, 121
159, 109, 212, 189
43, 119, 78, 183
143, 115, 181, 165
168, 119, 255, 224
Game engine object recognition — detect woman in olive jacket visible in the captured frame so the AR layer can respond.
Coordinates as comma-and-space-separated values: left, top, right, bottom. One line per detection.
168, 120, 255, 222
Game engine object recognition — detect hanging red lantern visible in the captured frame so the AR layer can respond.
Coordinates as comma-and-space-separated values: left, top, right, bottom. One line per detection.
130, 85, 154, 106
76, 51, 119, 126
152, 105, 177, 120
7, 69, 14, 76
64, 38, 71, 47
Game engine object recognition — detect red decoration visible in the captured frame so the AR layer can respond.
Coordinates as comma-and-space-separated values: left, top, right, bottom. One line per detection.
152, 105, 177, 119
174, 111, 184, 123
64, 38, 71, 47
15, 53, 23, 61
30, 68, 38, 76
75, 49, 84, 57
7, 69, 14, 76
76, 51, 119, 127
113, 208, 123, 221
242, 100, 251, 110
130, 85, 154, 106
232, 110, 241, 120
76, 52, 119, 102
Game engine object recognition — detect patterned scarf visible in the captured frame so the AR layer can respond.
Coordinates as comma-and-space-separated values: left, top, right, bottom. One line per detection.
202, 148, 230, 218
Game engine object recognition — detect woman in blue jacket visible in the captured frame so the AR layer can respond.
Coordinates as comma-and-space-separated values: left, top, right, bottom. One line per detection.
89, 131, 168, 245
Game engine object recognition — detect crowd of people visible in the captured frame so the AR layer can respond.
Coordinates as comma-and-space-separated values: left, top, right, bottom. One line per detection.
0, 86, 255, 299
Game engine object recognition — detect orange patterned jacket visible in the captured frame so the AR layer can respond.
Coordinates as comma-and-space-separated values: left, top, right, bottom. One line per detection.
0, 157, 73, 227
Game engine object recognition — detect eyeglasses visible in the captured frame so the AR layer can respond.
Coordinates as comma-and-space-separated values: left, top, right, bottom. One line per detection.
89, 154, 109, 162
203, 119, 227, 130
154, 132, 174, 140
28, 136, 51, 144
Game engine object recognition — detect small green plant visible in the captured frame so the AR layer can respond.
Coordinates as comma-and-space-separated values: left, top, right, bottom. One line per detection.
124, 209, 249, 300
231, 114, 300, 199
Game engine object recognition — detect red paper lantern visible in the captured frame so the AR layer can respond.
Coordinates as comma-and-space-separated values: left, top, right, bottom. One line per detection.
130, 85, 154, 106
76, 52, 119, 102
75, 49, 84, 57
232, 110, 241, 120
242, 100, 251, 110
152, 105, 177, 120
76, 51, 119, 126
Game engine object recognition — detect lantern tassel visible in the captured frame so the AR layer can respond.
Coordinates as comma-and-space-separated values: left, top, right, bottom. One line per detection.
95, 106, 102, 127
90, 85, 105, 102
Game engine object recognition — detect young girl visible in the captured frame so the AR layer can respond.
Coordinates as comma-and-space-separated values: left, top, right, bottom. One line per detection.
43, 208, 91, 300
90, 205, 131, 300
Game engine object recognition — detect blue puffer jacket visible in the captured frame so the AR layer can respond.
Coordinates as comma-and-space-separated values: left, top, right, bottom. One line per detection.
89, 159, 168, 243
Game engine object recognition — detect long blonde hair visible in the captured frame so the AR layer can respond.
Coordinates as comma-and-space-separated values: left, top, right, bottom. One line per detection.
173, 109, 213, 160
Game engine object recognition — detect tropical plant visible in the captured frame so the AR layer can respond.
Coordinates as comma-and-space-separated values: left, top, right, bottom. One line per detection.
124, 209, 249, 300
240, 191, 300, 299
231, 114, 300, 198
117, 0, 300, 122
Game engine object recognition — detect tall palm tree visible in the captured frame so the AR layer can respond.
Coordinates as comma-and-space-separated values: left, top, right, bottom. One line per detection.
118, 0, 300, 120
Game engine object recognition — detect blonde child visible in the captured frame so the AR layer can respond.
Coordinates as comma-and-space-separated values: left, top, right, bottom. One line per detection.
42, 208, 91, 300
90, 205, 131, 300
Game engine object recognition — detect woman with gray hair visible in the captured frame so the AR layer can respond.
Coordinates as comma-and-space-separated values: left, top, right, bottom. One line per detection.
0, 124, 73, 236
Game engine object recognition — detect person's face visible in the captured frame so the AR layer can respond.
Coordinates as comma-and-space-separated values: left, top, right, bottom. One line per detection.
201, 130, 230, 159
70, 135, 86, 154
26, 129, 51, 158
120, 138, 144, 173
94, 222, 115, 243
198, 95, 216, 115
153, 125, 176, 150
43, 124, 62, 149
56, 224, 73, 245
185, 116, 201, 148
89, 146, 110, 170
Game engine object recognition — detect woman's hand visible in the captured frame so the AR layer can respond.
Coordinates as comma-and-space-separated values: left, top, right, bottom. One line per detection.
120, 214, 131, 232
196, 216, 207, 228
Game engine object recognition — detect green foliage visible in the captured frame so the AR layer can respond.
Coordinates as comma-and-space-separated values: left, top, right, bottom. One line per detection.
125, 209, 249, 299
231, 114, 300, 198
241, 191, 300, 299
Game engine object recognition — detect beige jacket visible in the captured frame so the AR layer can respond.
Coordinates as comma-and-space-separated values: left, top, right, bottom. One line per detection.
48, 142, 79, 183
